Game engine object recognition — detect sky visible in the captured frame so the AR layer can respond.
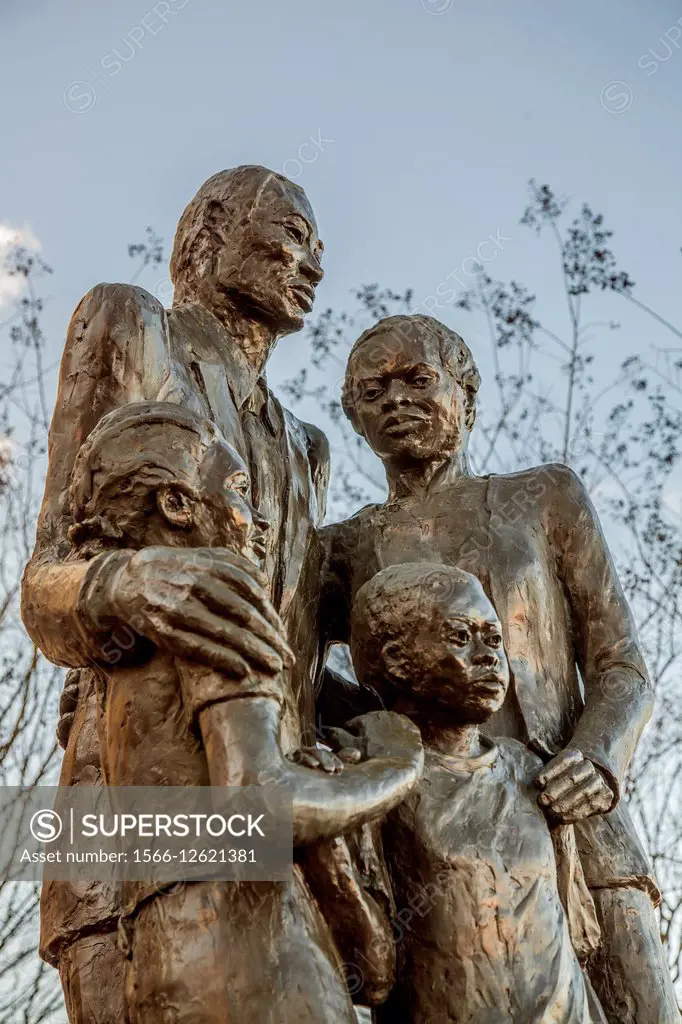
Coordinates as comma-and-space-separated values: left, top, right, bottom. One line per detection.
1, 0, 682, 509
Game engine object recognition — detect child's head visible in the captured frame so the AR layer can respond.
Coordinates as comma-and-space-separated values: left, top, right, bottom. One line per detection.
68, 402, 267, 561
351, 562, 509, 723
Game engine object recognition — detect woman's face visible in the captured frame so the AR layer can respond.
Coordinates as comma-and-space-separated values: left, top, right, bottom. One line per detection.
346, 328, 471, 464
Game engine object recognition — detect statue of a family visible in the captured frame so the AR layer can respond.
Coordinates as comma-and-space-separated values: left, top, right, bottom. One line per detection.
22, 166, 679, 1023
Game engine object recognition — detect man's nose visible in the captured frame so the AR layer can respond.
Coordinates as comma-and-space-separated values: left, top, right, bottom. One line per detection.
299, 251, 324, 285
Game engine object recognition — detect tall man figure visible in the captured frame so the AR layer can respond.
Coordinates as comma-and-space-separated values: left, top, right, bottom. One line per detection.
322, 313, 680, 1024
22, 167, 410, 1023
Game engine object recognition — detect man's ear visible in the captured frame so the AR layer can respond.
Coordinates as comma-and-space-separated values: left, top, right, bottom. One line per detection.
463, 387, 477, 432
381, 640, 411, 684
156, 484, 196, 529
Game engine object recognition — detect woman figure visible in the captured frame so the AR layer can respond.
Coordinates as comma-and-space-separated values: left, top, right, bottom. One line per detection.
321, 313, 678, 1024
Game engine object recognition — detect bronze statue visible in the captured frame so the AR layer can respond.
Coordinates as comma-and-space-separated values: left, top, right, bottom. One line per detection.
21, 167, 417, 1022
350, 561, 607, 1023
322, 313, 680, 1023
20, 160, 678, 1021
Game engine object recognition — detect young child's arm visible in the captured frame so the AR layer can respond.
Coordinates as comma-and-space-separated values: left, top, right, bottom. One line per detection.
177, 662, 424, 845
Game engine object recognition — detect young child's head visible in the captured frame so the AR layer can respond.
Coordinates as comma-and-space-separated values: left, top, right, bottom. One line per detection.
351, 562, 509, 723
68, 401, 267, 562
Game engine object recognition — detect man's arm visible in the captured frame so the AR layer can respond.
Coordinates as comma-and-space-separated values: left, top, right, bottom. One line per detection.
21, 283, 171, 666
21, 284, 289, 679
538, 464, 654, 820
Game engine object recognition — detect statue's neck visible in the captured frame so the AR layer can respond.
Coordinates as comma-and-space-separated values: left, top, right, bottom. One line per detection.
392, 697, 483, 759
179, 298, 279, 379
385, 449, 473, 501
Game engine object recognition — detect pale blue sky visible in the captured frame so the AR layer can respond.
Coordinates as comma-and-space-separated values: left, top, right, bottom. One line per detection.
1, 0, 681, 498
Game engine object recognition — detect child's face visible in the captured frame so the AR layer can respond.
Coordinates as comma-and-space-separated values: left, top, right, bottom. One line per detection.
163, 440, 267, 563
391, 579, 510, 722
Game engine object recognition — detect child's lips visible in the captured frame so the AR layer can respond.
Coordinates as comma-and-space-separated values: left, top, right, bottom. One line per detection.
472, 673, 506, 692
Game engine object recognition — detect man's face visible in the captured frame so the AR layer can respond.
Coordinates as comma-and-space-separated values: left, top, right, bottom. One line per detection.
393, 578, 509, 722
347, 327, 470, 463
213, 178, 324, 334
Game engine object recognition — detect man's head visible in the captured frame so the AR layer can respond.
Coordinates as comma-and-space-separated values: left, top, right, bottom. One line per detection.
69, 402, 267, 561
351, 562, 509, 723
342, 315, 480, 464
170, 165, 324, 334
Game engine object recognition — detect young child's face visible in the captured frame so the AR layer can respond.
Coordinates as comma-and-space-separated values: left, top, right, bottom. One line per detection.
392, 579, 510, 722
172, 440, 268, 563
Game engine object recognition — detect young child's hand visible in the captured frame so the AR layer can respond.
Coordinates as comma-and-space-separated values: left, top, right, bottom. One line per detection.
535, 749, 615, 823
289, 743, 346, 773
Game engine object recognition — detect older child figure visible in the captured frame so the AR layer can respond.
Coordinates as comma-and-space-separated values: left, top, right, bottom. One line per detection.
351, 562, 606, 1024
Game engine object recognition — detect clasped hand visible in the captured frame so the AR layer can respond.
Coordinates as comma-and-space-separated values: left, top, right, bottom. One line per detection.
535, 748, 615, 824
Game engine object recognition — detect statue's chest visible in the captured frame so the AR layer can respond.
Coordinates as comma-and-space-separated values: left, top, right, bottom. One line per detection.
368, 483, 545, 591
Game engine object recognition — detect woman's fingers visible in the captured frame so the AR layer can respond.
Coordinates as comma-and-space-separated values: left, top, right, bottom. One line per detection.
535, 749, 584, 788
537, 760, 594, 805
543, 775, 608, 821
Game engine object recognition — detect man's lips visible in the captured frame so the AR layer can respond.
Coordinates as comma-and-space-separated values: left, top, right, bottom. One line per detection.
289, 283, 315, 312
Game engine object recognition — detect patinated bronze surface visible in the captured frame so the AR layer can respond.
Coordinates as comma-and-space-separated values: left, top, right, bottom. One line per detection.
322, 312, 679, 1023
65, 399, 421, 1022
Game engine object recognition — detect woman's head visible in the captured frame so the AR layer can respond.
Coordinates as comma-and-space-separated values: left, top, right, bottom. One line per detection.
342, 315, 480, 465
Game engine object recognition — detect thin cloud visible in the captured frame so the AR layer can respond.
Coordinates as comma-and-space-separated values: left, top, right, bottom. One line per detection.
0, 223, 41, 309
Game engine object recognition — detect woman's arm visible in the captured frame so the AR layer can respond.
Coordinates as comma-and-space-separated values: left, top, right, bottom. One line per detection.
544, 464, 654, 811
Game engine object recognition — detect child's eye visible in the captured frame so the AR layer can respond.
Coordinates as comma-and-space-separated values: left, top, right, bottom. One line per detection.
450, 629, 470, 646
486, 634, 502, 648
412, 374, 434, 388
362, 385, 382, 401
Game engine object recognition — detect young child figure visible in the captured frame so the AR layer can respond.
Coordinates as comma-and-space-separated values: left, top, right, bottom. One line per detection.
67, 402, 422, 1024
351, 562, 606, 1024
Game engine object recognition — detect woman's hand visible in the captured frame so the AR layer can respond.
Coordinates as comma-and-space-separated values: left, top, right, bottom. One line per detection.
535, 748, 615, 824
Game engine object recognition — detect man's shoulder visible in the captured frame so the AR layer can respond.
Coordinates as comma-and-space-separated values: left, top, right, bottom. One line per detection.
301, 418, 330, 469
62, 283, 170, 402
71, 282, 166, 329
